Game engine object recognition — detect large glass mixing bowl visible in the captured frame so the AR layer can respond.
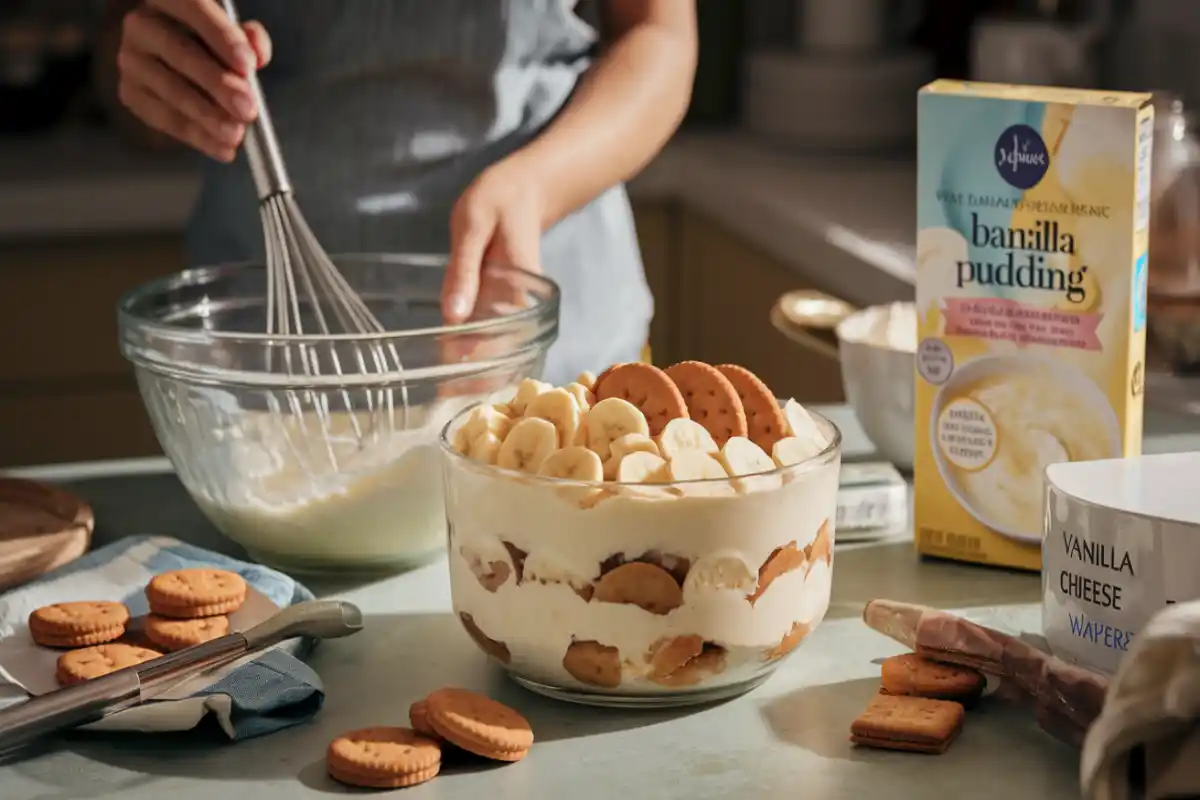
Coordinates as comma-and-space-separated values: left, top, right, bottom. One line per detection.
118, 253, 559, 574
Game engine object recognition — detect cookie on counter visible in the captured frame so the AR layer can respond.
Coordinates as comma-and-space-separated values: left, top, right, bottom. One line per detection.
28, 601, 129, 648
145, 568, 247, 618
408, 699, 443, 741
881, 653, 986, 705
424, 687, 534, 762
850, 693, 965, 755
327, 727, 441, 789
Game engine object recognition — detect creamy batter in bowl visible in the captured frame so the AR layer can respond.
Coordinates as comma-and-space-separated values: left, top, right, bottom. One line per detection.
119, 254, 559, 574
440, 399, 842, 707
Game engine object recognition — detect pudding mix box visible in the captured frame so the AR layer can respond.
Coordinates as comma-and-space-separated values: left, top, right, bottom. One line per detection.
914, 80, 1153, 571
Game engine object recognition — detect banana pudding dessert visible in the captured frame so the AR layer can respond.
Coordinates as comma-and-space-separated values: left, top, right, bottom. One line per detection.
440, 361, 841, 705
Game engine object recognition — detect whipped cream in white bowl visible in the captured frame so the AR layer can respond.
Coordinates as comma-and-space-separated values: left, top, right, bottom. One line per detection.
438, 392, 842, 707
773, 292, 916, 469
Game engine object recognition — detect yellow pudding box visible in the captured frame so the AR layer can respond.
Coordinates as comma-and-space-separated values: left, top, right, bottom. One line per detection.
914, 80, 1153, 571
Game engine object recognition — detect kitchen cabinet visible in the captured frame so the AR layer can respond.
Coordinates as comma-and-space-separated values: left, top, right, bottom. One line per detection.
0, 233, 183, 467
632, 200, 846, 404
631, 199, 682, 367
678, 210, 846, 404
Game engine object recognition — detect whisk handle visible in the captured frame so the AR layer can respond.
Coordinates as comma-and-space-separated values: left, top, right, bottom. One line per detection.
220, 0, 291, 199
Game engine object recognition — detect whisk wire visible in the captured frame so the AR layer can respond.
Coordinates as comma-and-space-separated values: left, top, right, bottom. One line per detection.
223, 0, 408, 474
284, 195, 409, 430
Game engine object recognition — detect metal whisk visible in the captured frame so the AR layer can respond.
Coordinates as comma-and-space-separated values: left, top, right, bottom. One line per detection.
221, 0, 408, 461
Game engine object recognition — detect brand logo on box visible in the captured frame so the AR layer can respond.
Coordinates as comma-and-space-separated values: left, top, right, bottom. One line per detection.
994, 124, 1050, 190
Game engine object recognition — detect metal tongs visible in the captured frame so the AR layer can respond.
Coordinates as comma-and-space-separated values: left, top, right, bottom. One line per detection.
0, 600, 363, 754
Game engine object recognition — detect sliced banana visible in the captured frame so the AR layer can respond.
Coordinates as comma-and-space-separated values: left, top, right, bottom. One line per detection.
585, 397, 650, 461
572, 420, 590, 448
497, 417, 559, 473
604, 432, 660, 479
656, 417, 719, 462
537, 445, 604, 482
683, 552, 757, 594
718, 436, 776, 476
615, 451, 671, 483
470, 431, 505, 465
538, 446, 608, 508
459, 404, 513, 444
783, 399, 826, 446
667, 450, 727, 481
564, 382, 595, 412
772, 435, 825, 468
451, 424, 473, 455
718, 436, 782, 493
525, 388, 582, 447
668, 451, 735, 497
576, 370, 598, 390
511, 378, 552, 415
522, 549, 597, 594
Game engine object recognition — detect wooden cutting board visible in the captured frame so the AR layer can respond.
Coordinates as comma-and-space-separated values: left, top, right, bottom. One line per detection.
0, 478, 93, 592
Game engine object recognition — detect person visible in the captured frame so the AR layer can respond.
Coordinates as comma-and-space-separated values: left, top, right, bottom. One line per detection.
99, 0, 698, 384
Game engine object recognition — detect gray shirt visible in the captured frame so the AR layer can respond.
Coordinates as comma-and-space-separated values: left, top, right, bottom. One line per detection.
185, 0, 652, 385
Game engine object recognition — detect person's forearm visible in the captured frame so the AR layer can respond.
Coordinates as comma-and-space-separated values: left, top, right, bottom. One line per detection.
514, 1, 698, 228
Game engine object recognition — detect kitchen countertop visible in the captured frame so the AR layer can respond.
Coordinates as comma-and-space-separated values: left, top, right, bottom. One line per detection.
3, 404, 1199, 800
0, 128, 916, 308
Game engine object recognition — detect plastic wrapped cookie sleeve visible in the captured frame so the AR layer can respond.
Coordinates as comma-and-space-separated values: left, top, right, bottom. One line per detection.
863, 599, 1109, 747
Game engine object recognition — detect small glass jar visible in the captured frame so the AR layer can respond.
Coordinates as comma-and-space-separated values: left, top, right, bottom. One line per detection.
439, 404, 843, 708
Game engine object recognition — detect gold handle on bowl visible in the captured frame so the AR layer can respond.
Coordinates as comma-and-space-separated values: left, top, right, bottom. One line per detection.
770, 290, 858, 362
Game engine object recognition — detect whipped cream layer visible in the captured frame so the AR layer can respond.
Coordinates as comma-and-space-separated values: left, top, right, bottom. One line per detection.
445, 454, 840, 694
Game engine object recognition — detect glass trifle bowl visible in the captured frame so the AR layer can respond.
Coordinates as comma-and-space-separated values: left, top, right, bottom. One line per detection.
439, 371, 842, 707
119, 254, 558, 574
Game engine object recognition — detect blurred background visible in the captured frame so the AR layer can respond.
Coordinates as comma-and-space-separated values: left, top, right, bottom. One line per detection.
2, 0, 1199, 468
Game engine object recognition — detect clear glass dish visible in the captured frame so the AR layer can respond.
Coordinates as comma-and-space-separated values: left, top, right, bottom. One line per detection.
439, 403, 842, 708
119, 253, 559, 574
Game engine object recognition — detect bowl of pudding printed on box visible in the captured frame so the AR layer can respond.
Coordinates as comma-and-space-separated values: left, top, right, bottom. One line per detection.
439, 361, 842, 707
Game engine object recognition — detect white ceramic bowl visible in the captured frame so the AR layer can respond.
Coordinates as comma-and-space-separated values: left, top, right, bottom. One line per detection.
836, 315, 915, 470
772, 292, 915, 469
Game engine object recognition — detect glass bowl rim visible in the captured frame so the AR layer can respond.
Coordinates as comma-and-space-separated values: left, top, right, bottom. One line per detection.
438, 400, 843, 489
127, 338, 553, 389
117, 252, 560, 347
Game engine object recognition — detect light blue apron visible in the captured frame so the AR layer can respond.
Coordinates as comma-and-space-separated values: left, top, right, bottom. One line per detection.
185, 0, 652, 384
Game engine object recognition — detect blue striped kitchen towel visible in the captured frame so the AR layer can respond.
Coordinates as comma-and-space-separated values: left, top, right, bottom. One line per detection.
0, 535, 324, 741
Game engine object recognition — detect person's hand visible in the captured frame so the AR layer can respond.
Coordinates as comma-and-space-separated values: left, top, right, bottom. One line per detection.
441, 157, 547, 324
116, 0, 272, 162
